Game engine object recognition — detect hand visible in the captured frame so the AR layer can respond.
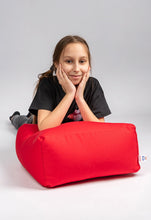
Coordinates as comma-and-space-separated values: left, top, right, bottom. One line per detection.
75, 66, 90, 100
56, 64, 76, 95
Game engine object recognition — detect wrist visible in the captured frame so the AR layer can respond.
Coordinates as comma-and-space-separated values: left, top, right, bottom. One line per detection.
65, 92, 75, 100
65, 86, 76, 96
75, 95, 85, 103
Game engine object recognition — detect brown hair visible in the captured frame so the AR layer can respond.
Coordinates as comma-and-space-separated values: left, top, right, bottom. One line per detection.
34, 35, 92, 92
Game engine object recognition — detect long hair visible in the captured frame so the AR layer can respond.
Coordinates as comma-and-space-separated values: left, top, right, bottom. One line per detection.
34, 35, 92, 93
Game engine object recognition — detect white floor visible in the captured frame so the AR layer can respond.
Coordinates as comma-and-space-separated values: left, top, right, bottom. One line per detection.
0, 114, 151, 219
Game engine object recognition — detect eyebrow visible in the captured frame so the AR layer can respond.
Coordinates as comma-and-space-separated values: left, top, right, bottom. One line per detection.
64, 56, 88, 59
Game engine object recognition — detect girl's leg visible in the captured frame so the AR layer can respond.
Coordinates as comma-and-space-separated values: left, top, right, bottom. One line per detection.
10, 112, 33, 129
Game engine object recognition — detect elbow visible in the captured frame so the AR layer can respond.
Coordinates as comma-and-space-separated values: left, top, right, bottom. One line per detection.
38, 121, 50, 131
99, 117, 105, 122
38, 123, 52, 131
38, 121, 61, 131
38, 123, 45, 131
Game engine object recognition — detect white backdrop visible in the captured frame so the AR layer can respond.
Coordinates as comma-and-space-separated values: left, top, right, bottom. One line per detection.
0, 0, 151, 118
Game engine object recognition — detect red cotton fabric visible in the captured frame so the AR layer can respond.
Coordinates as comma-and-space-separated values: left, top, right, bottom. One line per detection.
15, 121, 140, 187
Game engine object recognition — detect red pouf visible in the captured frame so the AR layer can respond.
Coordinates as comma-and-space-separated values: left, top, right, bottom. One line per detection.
16, 121, 140, 187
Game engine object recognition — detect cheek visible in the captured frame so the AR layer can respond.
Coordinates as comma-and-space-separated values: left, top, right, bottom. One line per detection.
81, 65, 89, 73
61, 64, 72, 74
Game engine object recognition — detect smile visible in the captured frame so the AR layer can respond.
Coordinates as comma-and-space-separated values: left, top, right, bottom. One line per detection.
69, 75, 82, 78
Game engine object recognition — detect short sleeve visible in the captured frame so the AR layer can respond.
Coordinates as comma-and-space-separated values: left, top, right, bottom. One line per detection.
29, 77, 55, 116
90, 78, 111, 118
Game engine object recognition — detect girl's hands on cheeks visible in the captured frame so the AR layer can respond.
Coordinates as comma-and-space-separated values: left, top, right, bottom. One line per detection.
56, 64, 76, 95
75, 66, 90, 100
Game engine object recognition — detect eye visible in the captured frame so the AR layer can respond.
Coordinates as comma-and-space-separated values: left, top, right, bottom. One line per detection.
80, 60, 86, 64
65, 60, 72, 63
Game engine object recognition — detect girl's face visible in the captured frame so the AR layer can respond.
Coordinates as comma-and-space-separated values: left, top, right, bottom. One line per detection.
56, 43, 90, 85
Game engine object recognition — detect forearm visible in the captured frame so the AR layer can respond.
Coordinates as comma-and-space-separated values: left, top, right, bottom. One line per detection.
76, 97, 104, 122
38, 93, 74, 130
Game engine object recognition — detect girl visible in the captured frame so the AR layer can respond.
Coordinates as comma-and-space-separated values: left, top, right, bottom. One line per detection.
10, 35, 111, 130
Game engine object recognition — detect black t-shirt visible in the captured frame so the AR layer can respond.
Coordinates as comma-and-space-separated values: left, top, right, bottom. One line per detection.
29, 76, 111, 123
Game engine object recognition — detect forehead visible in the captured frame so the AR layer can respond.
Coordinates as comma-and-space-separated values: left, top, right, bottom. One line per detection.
62, 43, 88, 57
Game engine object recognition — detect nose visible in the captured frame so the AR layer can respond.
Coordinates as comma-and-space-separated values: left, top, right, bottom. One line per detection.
73, 62, 80, 73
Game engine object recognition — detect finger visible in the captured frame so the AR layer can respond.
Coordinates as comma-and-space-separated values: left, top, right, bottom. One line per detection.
87, 65, 91, 73
56, 64, 63, 84
86, 70, 90, 79
83, 70, 89, 80
81, 72, 89, 86
60, 65, 68, 76
56, 65, 60, 79
57, 64, 64, 80
78, 74, 87, 87
61, 65, 67, 78
61, 65, 71, 81
86, 66, 90, 78
56, 64, 61, 75
86, 66, 90, 77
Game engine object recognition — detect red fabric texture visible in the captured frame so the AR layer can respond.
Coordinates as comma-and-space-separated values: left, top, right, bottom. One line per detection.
16, 121, 140, 187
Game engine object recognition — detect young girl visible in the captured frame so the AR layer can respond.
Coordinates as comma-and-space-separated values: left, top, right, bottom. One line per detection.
10, 35, 111, 130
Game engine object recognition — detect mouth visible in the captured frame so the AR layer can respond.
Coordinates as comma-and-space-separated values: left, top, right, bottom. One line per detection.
69, 75, 82, 79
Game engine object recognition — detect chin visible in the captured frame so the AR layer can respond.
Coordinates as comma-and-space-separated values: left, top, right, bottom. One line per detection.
70, 77, 83, 86
72, 80, 81, 86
